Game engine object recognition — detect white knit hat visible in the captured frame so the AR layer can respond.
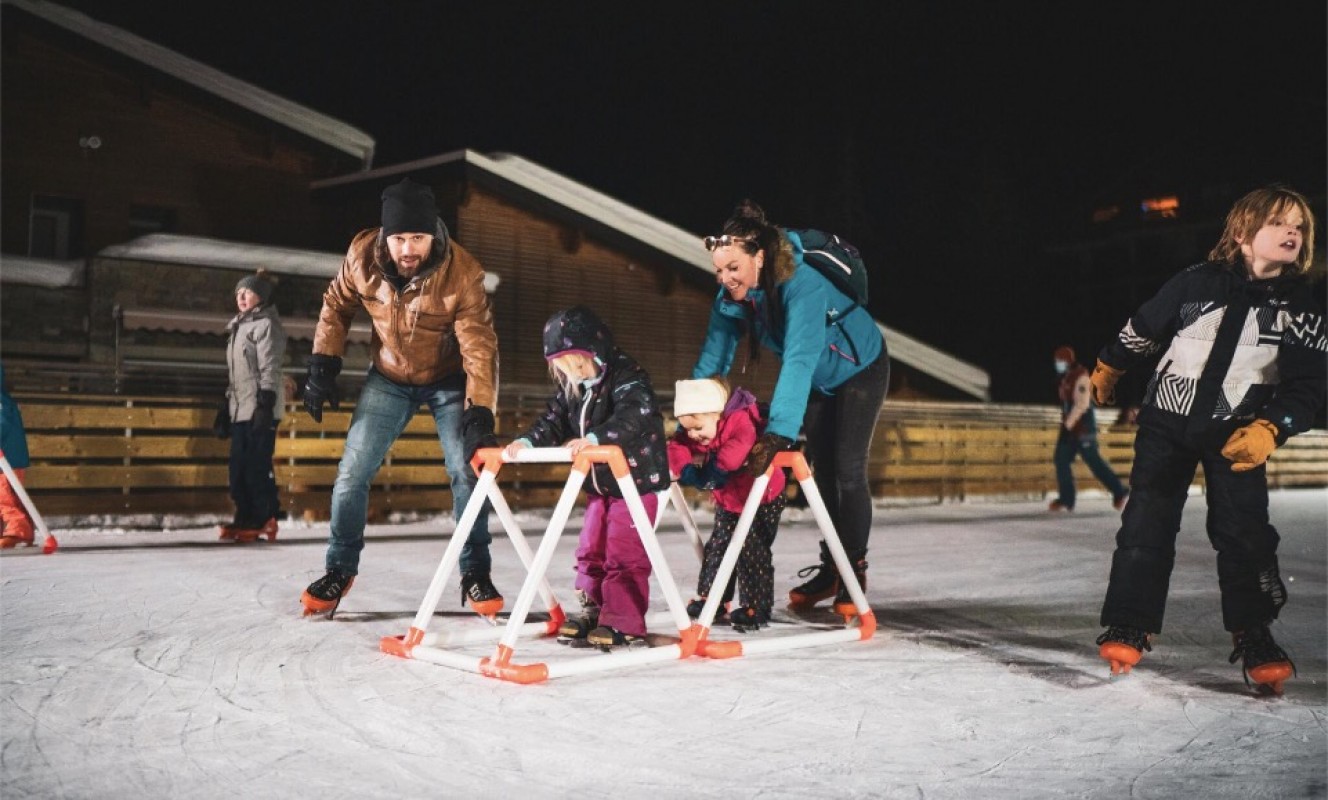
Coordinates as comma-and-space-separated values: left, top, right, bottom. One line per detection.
674, 379, 727, 416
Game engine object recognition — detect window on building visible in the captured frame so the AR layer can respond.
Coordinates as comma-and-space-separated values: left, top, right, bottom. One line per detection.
128, 205, 177, 238
29, 195, 85, 259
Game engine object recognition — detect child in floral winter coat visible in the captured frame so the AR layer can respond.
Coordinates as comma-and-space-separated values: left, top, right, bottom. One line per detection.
503, 306, 670, 649
668, 378, 787, 630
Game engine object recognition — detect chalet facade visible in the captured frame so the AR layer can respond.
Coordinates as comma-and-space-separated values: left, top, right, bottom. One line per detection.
1, 0, 990, 405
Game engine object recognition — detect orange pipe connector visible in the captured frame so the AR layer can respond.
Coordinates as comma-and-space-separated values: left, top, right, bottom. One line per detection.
380, 626, 425, 658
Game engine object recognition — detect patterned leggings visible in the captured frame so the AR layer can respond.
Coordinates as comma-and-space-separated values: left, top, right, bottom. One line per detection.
697, 495, 787, 617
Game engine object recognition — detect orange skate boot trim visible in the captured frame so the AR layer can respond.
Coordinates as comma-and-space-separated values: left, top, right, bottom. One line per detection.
301, 575, 354, 618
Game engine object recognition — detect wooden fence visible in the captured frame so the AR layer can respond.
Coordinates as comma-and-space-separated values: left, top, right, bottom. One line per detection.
14, 393, 1328, 522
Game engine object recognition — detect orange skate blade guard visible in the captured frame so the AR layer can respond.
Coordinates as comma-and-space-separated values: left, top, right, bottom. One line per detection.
1248, 662, 1293, 694
1099, 642, 1142, 675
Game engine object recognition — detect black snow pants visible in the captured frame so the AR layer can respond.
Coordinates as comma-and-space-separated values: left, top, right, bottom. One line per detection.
1099, 414, 1286, 634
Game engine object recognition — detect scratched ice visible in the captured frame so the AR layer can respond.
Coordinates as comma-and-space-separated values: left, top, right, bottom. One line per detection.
2, 489, 1324, 799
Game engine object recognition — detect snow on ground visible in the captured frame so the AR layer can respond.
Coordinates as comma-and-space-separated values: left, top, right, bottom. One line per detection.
2, 489, 1325, 799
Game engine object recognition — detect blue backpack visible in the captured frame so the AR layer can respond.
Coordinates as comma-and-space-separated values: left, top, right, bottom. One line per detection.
790, 228, 869, 311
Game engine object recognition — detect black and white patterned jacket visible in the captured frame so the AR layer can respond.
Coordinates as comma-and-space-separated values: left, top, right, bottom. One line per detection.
1099, 261, 1325, 443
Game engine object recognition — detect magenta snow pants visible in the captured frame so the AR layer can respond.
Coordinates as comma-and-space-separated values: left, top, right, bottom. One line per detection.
574, 492, 657, 637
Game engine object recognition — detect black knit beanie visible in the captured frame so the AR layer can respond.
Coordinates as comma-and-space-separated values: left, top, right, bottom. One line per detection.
381, 177, 438, 236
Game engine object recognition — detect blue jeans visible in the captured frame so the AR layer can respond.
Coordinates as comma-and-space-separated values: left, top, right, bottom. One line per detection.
1053, 430, 1127, 508
325, 369, 491, 576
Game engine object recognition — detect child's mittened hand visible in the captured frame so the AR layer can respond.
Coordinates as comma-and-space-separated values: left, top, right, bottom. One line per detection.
1090, 360, 1124, 406
1221, 420, 1279, 472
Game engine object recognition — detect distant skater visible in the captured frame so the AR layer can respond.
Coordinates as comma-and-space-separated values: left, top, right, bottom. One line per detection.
1047, 344, 1129, 512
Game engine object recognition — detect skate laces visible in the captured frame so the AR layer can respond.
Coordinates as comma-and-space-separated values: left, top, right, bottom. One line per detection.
1096, 625, 1152, 652
1228, 626, 1295, 672
795, 563, 822, 579
462, 571, 500, 602
308, 570, 352, 600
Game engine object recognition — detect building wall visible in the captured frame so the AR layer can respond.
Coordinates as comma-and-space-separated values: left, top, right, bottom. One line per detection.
458, 188, 782, 402
0, 9, 360, 260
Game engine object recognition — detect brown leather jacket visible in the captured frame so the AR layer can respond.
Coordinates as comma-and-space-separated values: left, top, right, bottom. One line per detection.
312, 228, 499, 409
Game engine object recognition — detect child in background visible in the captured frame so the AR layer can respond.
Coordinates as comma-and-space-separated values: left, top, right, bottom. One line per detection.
1091, 186, 1325, 693
0, 360, 34, 549
215, 269, 288, 542
503, 306, 670, 649
668, 377, 787, 631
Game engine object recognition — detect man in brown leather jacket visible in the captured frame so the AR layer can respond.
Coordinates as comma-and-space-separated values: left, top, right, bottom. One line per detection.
299, 178, 501, 619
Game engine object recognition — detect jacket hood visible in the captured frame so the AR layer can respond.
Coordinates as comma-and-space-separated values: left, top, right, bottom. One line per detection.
543, 305, 615, 364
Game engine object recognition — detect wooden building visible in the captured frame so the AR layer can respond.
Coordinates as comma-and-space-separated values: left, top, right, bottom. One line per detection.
1, 0, 990, 405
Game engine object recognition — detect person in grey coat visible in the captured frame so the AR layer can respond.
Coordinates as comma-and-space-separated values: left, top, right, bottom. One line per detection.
214, 269, 287, 541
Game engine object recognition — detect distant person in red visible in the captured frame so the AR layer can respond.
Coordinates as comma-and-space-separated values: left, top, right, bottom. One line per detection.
1048, 345, 1129, 512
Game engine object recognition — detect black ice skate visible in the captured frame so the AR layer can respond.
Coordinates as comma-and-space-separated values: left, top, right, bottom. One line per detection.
788, 562, 841, 610
686, 597, 729, 624
557, 590, 599, 648
301, 569, 355, 619
1229, 624, 1296, 695
831, 559, 869, 619
728, 606, 770, 632
586, 626, 647, 652
461, 570, 504, 619
1096, 625, 1152, 676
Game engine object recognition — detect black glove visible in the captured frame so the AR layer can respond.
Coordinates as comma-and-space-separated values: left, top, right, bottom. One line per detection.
249, 389, 277, 440
212, 398, 231, 440
303, 354, 342, 423
461, 404, 498, 459
745, 433, 795, 476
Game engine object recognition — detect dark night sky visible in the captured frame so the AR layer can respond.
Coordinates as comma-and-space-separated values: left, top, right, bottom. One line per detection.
47, 1, 1328, 402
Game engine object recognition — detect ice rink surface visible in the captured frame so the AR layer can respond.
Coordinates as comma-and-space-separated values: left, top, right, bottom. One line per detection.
2, 489, 1325, 799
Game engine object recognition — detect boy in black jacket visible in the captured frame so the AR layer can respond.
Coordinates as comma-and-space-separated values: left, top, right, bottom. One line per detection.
1091, 185, 1325, 694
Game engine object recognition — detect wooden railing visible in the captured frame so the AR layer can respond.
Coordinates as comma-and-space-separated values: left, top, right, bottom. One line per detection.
15, 393, 1328, 521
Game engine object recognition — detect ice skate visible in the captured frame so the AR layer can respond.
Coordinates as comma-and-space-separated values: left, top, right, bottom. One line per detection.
1048, 499, 1073, 512
557, 590, 599, 647
788, 561, 841, 610
0, 519, 35, 549
1096, 625, 1152, 676
460, 570, 504, 618
831, 559, 869, 619
301, 569, 355, 619
686, 596, 729, 624
1229, 625, 1296, 695
728, 606, 769, 632
225, 518, 279, 543
586, 625, 647, 652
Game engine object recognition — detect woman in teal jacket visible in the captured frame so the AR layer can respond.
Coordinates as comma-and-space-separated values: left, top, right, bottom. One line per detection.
693, 199, 890, 616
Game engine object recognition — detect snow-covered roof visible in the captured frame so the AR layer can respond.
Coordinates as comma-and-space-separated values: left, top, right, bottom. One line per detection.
0, 255, 85, 288
3, 0, 375, 168
96, 234, 500, 294
314, 150, 992, 400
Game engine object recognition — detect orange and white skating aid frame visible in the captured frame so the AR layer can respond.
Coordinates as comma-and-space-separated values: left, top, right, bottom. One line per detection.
380, 446, 875, 683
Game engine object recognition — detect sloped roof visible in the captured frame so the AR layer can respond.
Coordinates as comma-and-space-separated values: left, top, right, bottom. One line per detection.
314, 150, 992, 400
3, 0, 375, 167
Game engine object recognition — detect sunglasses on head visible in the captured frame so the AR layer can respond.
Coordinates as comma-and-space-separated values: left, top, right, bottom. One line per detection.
703, 234, 755, 252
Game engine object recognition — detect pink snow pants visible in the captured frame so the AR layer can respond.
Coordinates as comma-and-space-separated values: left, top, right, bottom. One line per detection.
573, 492, 657, 637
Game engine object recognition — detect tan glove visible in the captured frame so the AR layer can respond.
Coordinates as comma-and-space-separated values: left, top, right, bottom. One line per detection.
1090, 360, 1124, 406
1221, 420, 1279, 472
